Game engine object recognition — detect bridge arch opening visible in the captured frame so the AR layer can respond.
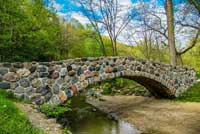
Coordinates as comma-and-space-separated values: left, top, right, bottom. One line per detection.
84, 77, 149, 97
123, 76, 174, 98
82, 75, 174, 99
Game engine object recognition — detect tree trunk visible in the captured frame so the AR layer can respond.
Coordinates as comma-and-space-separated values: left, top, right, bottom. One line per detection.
144, 36, 149, 60
97, 30, 107, 56
177, 54, 183, 66
165, 0, 177, 66
110, 38, 115, 56
113, 38, 117, 56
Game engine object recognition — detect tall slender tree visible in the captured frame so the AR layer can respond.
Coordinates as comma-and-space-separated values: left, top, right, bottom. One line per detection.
165, 0, 177, 66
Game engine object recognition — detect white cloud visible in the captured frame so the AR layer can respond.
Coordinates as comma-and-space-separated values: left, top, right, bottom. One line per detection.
57, 12, 69, 18
119, 0, 132, 6
51, 0, 64, 11
71, 12, 89, 24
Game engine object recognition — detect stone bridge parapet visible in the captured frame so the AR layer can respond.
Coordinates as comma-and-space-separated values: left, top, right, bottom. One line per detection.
0, 57, 197, 105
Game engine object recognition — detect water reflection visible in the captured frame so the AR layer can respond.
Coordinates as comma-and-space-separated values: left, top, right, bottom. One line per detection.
66, 95, 141, 134
70, 114, 140, 134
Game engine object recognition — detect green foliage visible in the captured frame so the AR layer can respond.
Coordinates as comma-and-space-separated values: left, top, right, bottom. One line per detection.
0, 0, 134, 62
40, 101, 72, 118
0, 89, 43, 134
64, 128, 73, 134
175, 82, 200, 102
0, 0, 63, 61
182, 43, 200, 71
132, 41, 170, 63
102, 83, 113, 95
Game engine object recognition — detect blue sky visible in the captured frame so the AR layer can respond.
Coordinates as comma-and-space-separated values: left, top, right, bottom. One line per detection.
43, 0, 192, 46
44, 0, 187, 23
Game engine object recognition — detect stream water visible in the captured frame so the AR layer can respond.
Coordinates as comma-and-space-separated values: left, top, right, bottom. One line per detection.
70, 113, 140, 134
58, 95, 141, 134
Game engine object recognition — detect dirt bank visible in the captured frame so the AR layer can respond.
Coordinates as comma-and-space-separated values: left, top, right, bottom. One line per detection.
16, 103, 64, 134
87, 96, 200, 134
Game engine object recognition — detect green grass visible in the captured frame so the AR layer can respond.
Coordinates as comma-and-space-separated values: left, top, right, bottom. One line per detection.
197, 71, 200, 79
175, 82, 200, 102
0, 90, 43, 134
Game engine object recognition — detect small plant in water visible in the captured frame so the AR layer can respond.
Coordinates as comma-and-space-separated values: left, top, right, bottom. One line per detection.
40, 100, 72, 118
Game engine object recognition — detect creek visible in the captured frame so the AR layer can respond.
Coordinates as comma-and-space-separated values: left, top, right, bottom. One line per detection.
57, 95, 141, 134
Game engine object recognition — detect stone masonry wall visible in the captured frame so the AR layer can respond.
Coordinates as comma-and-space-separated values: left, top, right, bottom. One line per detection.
0, 57, 197, 105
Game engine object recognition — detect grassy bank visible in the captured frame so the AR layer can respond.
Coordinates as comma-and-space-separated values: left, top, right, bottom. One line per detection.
175, 82, 200, 102
197, 71, 200, 79
0, 90, 43, 134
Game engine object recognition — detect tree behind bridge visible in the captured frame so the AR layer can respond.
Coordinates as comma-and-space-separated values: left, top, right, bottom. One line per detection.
75, 0, 133, 56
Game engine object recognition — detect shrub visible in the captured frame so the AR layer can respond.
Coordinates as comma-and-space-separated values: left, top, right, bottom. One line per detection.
40, 101, 72, 118
102, 83, 112, 95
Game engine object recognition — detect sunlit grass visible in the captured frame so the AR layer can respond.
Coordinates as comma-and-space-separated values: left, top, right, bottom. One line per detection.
0, 90, 43, 134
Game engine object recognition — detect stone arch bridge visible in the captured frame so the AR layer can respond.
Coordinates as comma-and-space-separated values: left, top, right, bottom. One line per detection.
0, 57, 197, 105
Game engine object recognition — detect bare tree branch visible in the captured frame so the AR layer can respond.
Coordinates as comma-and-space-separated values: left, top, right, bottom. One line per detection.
177, 21, 200, 30
77, 0, 132, 55
178, 29, 200, 55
